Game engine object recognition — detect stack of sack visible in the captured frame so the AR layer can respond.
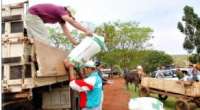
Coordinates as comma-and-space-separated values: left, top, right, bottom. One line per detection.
128, 97, 164, 110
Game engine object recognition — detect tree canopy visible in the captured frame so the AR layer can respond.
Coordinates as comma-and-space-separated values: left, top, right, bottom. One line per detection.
95, 21, 153, 50
95, 21, 154, 70
48, 26, 82, 50
177, 5, 200, 63
97, 49, 173, 73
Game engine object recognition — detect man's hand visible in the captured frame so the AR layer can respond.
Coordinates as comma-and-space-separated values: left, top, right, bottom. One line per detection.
72, 40, 78, 46
72, 43, 78, 48
85, 30, 93, 36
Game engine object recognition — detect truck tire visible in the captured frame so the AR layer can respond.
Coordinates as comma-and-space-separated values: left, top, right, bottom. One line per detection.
32, 89, 43, 110
175, 99, 190, 110
3, 101, 34, 110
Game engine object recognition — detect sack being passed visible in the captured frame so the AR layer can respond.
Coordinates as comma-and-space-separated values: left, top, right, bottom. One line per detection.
68, 34, 107, 66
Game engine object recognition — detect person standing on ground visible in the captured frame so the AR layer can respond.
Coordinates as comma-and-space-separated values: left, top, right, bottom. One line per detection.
95, 60, 108, 110
69, 61, 103, 110
25, 3, 92, 45
176, 68, 184, 80
192, 64, 200, 81
95, 60, 108, 87
195, 64, 200, 81
155, 67, 165, 78
136, 65, 146, 79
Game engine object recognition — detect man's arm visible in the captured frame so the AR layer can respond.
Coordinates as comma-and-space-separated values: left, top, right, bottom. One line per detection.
61, 15, 92, 36
60, 23, 78, 45
69, 66, 76, 80
69, 76, 96, 92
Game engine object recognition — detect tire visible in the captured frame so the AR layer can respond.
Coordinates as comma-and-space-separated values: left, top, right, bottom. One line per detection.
158, 94, 168, 101
3, 101, 34, 110
139, 86, 150, 97
32, 89, 42, 110
175, 100, 190, 110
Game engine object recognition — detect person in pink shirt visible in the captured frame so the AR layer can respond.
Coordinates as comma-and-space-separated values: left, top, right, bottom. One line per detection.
25, 3, 92, 45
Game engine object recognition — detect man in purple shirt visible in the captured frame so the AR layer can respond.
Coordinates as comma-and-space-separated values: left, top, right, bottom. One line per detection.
25, 3, 92, 45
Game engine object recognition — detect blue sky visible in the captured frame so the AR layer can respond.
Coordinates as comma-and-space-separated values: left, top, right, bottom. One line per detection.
3, 0, 200, 55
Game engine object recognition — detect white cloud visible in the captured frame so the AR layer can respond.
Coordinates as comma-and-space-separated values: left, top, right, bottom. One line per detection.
149, 28, 185, 54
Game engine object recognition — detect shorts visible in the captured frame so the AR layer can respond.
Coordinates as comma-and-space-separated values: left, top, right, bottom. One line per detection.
25, 13, 51, 45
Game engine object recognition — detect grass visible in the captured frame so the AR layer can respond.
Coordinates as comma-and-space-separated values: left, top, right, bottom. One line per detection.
127, 84, 200, 110
159, 96, 176, 110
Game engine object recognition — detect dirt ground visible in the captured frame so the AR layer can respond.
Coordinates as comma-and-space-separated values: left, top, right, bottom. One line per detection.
103, 77, 130, 110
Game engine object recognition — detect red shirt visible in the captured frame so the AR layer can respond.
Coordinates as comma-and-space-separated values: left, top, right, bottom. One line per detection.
28, 3, 68, 24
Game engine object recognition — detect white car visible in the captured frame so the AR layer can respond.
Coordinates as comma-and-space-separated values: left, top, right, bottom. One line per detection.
100, 68, 111, 78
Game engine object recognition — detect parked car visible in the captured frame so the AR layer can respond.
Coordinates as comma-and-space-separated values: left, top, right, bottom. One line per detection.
100, 68, 111, 78
151, 68, 200, 81
151, 69, 176, 78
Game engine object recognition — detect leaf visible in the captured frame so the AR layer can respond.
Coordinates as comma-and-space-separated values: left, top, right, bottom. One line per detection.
183, 37, 194, 53
178, 5, 200, 55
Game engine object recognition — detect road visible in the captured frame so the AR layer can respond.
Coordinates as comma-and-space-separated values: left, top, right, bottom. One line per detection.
103, 77, 130, 110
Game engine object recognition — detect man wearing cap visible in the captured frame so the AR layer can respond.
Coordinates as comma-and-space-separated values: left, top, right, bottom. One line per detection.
25, 3, 92, 45
69, 61, 103, 110
95, 60, 108, 110
137, 65, 146, 78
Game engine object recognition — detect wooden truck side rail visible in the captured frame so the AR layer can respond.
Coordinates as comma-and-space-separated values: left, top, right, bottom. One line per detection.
140, 77, 200, 109
141, 77, 200, 97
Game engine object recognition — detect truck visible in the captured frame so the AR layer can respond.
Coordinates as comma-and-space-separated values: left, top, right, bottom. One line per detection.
2, 2, 80, 110
139, 77, 200, 110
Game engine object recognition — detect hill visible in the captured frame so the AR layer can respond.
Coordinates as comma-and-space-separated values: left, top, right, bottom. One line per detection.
172, 55, 189, 67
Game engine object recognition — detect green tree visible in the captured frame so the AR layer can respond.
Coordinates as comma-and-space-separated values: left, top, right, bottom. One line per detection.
96, 21, 153, 68
96, 21, 153, 50
141, 50, 173, 73
48, 26, 70, 49
48, 26, 82, 50
95, 22, 117, 51
177, 5, 200, 63
97, 50, 173, 73
189, 54, 199, 64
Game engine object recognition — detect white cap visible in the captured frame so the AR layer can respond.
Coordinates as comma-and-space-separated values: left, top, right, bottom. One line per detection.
137, 65, 143, 69
84, 60, 96, 68
65, 6, 76, 16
